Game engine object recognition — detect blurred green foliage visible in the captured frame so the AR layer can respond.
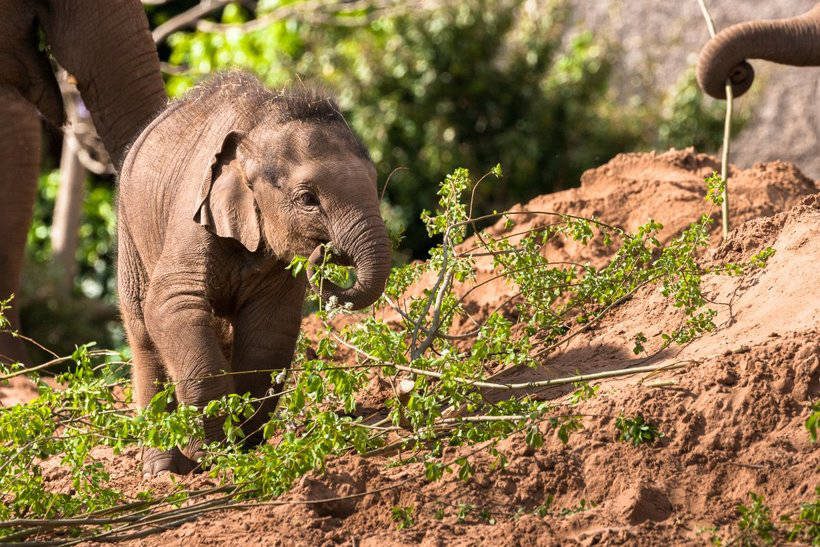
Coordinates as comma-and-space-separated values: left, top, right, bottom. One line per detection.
654, 68, 746, 152
27, 170, 117, 300
19, 0, 739, 356
158, 0, 736, 256
23, 170, 121, 360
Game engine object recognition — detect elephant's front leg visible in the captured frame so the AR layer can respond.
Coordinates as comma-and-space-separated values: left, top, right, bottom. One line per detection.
122, 307, 198, 477
232, 284, 305, 448
144, 276, 235, 464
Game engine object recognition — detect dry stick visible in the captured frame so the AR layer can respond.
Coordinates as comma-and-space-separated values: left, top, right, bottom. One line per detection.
331, 332, 687, 390
0, 355, 72, 380
55, 478, 414, 546
696, 0, 734, 239
151, 0, 235, 44
7, 330, 60, 359
52, 489, 256, 546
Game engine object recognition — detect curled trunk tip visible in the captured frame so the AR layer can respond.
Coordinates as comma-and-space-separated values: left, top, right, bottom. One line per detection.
305, 222, 391, 310
696, 4, 820, 100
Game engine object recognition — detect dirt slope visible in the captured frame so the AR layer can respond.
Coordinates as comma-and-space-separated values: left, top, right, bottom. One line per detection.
134, 150, 817, 545
383, 148, 816, 343
4, 149, 818, 545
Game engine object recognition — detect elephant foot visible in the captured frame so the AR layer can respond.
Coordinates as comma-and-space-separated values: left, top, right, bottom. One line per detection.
141, 447, 198, 477
179, 439, 209, 468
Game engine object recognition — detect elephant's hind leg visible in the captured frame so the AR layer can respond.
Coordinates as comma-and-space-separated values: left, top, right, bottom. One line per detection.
122, 294, 198, 477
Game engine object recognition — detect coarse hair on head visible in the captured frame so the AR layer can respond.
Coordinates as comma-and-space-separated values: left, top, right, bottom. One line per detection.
183, 70, 370, 160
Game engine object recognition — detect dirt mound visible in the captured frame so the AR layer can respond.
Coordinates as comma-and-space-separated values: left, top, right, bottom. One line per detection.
134, 186, 818, 546
5, 150, 818, 544
363, 148, 816, 340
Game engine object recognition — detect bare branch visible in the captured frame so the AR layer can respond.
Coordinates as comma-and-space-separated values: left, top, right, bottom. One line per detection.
152, 0, 235, 44
330, 330, 689, 391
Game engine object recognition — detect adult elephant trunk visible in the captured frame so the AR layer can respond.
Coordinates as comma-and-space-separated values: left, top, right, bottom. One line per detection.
696, 3, 820, 100
307, 213, 391, 311
36, 0, 167, 168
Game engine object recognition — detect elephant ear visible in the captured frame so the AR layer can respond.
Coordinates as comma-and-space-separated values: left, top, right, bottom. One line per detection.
193, 131, 261, 253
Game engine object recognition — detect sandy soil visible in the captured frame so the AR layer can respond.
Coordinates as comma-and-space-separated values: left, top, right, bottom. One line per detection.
3, 149, 818, 545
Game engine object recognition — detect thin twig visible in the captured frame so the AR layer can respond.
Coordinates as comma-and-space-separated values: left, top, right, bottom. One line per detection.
696, 0, 733, 238
380, 166, 407, 201
0, 349, 114, 381
331, 332, 688, 390
152, 0, 235, 44
0, 356, 73, 380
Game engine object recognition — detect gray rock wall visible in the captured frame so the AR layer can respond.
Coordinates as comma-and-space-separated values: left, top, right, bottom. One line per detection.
568, 0, 819, 179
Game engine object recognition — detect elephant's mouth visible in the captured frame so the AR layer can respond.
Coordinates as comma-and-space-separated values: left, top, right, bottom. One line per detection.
308, 242, 354, 267
304, 217, 391, 310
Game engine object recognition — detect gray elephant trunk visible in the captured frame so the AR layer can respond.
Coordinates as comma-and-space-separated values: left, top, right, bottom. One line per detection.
696, 4, 820, 100
307, 213, 391, 310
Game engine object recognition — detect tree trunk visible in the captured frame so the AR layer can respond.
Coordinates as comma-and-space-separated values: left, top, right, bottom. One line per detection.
51, 133, 86, 295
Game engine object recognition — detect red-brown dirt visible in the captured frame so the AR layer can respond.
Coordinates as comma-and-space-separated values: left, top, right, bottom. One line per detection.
3, 148, 818, 545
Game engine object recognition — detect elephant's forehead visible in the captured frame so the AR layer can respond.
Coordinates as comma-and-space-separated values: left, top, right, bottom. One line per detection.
254, 120, 365, 162
286, 155, 376, 185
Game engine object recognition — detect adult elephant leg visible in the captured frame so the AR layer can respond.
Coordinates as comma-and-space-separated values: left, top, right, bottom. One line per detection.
37, 0, 166, 167
231, 281, 305, 448
0, 87, 40, 365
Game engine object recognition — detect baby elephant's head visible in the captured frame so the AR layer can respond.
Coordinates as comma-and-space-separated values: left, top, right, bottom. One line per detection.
193, 82, 390, 310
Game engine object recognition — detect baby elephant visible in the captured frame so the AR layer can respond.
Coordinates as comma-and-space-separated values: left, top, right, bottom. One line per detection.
118, 72, 390, 476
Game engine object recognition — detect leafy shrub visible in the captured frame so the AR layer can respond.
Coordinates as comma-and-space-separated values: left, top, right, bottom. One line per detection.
0, 168, 773, 541
807, 400, 819, 442
781, 487, 820, 545
615, 414, 663, 446
26, 170, 117, 301
391, 505, 415, 529
737, 493, 776, 545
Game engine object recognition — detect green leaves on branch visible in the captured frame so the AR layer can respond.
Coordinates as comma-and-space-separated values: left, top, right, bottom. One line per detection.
0, 166, 777, 538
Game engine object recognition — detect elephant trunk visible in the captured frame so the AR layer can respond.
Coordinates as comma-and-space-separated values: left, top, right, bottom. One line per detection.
307, 213, 391, 311
696, 3, 820, 100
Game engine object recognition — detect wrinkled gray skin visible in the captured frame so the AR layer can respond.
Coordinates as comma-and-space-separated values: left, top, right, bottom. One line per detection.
0, 0, 166, 364
697, 3, 820, 99
118, 72, 391, 476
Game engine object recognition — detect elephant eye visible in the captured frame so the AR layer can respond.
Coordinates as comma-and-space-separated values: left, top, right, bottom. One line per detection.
296, 191, 320, 208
